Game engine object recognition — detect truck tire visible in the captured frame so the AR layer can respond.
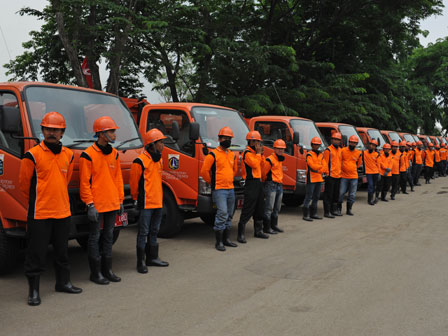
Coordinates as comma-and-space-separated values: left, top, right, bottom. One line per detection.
76, 229, 121, 250
159, 192, 183, 238
200, 214, 216, 226
0, 226, 19, 275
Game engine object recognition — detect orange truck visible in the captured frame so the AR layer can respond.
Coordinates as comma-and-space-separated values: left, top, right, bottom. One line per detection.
356, 127, 388, 150
398, 132, 417, 144
0, 82, 143, 273
246, 116, 326, 206
380, 130, 403, 144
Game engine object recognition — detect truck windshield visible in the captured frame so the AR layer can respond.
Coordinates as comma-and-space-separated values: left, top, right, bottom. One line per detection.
24, 86, 142, 149
403, 134, 414, 143
290, 119, 326, 151
191, 106, 249, 151
339, 125, 365, 150
440, 137, 447, 145
389, 132, 402, 143
413, 135, 420, 142
367, 129, 387, 148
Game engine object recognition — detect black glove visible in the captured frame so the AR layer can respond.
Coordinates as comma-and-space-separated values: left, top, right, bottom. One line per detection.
87, 204, 99, 223
119, 203, 124, 216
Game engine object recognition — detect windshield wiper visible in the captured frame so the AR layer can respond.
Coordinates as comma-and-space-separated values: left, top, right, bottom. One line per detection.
115, 137, 141, 150
66, 140, 95, 148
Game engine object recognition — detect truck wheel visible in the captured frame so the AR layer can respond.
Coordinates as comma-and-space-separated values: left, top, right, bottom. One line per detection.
0, 228, 19, 275
200, 214, 216, 226
76, 229, 121, 250
159, 192, 183, 238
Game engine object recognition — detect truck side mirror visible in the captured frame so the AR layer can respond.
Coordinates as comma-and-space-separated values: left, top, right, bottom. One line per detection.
0, 107, 21, 132
293, 131, 300, 145
171, 121, 180, 141
342, 135, 348, 147
189, 122, 200, 141
202, 144, 209, 156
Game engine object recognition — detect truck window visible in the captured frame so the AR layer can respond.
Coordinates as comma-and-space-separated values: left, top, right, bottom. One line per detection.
367, 129, 387, 148
254, 121, 293, 155
147, 109, 194, 156
0, 92, 23, 156
318, 127, 334, 145
388, 132, 402, 143
289, 119, 326, 151
339, 125, 365, 150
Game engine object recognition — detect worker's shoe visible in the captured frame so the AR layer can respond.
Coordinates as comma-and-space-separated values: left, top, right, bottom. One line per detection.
390, 194, 395, 200
381, 191, 388, 202
310, 206, 322, 220
323, 203, 335, 218
54, 264, 82, 294
237, 222, 247, 243
331, 203, 342, 216
337, 203, 343, 216
146, 243, 169, 266
271, 216, 283, 232
27, 275, 41, 306
346, 202, 354, 216
368, 193, 375, 205
136, 247, 148, 274
101, 256, 121, 282
302, 207, 313, 222
254, 221, 269, 239
215, 230, 226, 251
263, 218, 277, 234
88, 257, 109, 285
223, 229, 237, 247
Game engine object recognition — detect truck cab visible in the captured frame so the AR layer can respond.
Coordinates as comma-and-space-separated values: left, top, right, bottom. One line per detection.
380, 130, 403, 144
0, 82, 143, 273
247, 116, 326, 206
398, 132, 416, 144
356, 127, 388, 151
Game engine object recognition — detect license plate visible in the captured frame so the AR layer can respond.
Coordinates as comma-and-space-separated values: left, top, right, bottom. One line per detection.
237, 198, 244, 209
115, 212, 128, 227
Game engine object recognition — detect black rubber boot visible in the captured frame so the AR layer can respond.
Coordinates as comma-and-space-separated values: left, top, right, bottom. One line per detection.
27, 275, 41, 306
390, 193, 395, 200
331, 203, 342, 216
263, 218, 277, 234
310, 206, 322, 220
254, 221, 269, 239
375, 191, 380, 204
88, 257, 109, 285
215, 231, 226, 251
101, 256, 121, 282
54, 264, 82, 294
237, 222, 247, 243
337, 203, 343, 216
346, 202, 354, 216
302, 207, 313, 221
368, 193, 375, 205
223, 229, 238, 247
381, 191, 388, 202
271, 216, 283, 232
136, 247, 148, 274
324, 203, 335, 218
147, 243, 169, 266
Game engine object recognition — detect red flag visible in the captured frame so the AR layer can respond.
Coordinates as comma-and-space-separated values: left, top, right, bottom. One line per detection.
81, 58, 93, 88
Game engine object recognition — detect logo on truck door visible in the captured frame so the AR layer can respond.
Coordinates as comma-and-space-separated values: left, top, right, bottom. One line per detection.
168, 154, 180, 170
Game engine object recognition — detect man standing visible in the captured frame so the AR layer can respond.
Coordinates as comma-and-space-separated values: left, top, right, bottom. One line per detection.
399, 141, 409, 194
80, 116, 124, 284
200, 127, 238, 251
131, 128, 169, 271
362, 139, 380, 205
423, 143, 435, 184
390, 141, 400, 200
19, 112, 82, 306
412, 141, 424, 186
338, 135, 362, 216
377, 144, 393, 201
406, 142, 415, 192
322, 132, 342, 217
434, 144, 441, 177
440, 143, 447, 176
303, 137, 325, 221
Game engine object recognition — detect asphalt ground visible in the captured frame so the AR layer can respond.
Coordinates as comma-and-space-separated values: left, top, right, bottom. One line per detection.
2, 177, 448, 336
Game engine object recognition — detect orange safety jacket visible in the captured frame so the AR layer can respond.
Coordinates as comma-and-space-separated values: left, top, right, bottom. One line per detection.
306, 150, 325, 183
200, 146, 237, 190
19, 142, 74, 220
424, 149, 434, 168
130, 151, 163, 209
407, 150, 415, 165
399, 150, 408, 172
362, 149, 379, 174
377, 152, 393, 176
79, 143, 124, 213
263, 154, 283, 184
390, 151, 400, 175
440, 148, 447, 161
435, 149, 441, 163
340, 147, 362, 179
323, 145, 342, 178
242, 146, 263, 180
414, 148, 423, 165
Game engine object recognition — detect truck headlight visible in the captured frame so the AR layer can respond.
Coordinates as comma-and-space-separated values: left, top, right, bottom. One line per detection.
198, 177, 212, 195
296, 169, 306, 183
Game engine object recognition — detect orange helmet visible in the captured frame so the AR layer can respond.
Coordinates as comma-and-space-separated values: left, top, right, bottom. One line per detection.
273, 139, 287, 149
370, 139, 378, 146
436, 144, 440, 149
246, 131, 262, 141
311, 137, 322, 145
411, 142, 416, 146
40, 111, 66, 129
383, 143, 391, 149
349, 135, 358, 143
331, 132, 342, 140
399, 140, 407, 147
390, 140, 399, 147
406, 142, 411, 146
218, 127, 234, 138
144, 128, 167, 145
428, 142, 434, 147
417, 141, 423, 145
93, 116, 119, 133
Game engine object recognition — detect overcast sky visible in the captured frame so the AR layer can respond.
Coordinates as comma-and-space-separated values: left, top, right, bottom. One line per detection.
1, 0, 447, 101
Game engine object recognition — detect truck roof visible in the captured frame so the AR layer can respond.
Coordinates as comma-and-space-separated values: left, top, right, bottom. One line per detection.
250, 115, 311, 121
147, 102, 237, 111
315, 122, 353, 127
0, 81, 117, 96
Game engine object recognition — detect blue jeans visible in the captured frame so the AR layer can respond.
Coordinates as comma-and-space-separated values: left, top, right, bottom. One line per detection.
366, 174, 378, 194
212, 189, 235, 231
137, 208, 162, 249
339, 178, 358, 204
264, 181, 283, 221
303, 182, 322, 208
88, 211, 116, 258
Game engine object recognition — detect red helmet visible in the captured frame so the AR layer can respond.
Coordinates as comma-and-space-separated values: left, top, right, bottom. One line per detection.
218, 127, 234, 138
144, 128, 167, 145
273, 139, 287, 149
349, 135, 358, 143
331, 132, 342, 140
311, 137, 322, 145
399, 140, 407, 147
93, 116, 119, 133
246, 131, 262, 141
40, 112, 66, 129
383, 143, 391, 149
370, 139, 378, 146
428, 142, 434, 147
390, 140, 399, 147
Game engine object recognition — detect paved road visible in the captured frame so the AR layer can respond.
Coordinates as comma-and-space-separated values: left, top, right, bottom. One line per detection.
2, 179, 448, 336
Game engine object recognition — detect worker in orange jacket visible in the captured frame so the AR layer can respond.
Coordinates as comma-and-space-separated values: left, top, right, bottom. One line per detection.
362, 139, 380, 205
440, 143, 447, 176
237, 131, 269, 242
262, 139, 286, 233
399, 141, 410, 194
19, 112, 82, 306
323, 132, 342, 217
303, 137, 326, 221
434, 144, 442, 177
412, 141, 424, 186
390, 141, 400, 200
200, 127, 238, 251
130, 128, 169, 272
376, 144, 393, 201
338, 135, 362, 216
80, 116, 124, 285
423, 143, 435, 183
406, 142, 415, 192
